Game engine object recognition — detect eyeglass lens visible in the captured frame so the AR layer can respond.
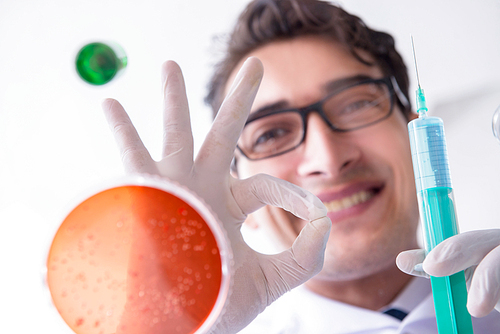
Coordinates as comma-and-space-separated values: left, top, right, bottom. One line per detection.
238, 80, 391, 160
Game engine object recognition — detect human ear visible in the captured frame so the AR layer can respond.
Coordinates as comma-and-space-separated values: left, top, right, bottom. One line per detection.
408, 111, 418, 122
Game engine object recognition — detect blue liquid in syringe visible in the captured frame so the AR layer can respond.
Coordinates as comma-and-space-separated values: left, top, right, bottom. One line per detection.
408, 115, 473, 334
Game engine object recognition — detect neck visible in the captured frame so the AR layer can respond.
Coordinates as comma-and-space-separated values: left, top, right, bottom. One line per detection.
304, 263, 413, 311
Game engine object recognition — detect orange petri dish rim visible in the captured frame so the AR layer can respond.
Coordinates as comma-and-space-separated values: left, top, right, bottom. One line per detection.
46, 175, 233, 334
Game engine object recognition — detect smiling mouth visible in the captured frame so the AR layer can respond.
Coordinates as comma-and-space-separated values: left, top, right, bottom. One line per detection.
323, 189, 378, 213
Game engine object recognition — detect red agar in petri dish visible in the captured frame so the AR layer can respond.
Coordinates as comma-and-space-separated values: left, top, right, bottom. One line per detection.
47, 179, 231, 334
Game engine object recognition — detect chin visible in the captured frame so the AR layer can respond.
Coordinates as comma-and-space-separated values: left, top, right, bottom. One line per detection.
313, 244, 400, 282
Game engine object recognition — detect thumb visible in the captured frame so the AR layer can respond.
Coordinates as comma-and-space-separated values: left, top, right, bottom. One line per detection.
257, 216, 331, 304
292, 216, 332, 274
396, 249, 429, 278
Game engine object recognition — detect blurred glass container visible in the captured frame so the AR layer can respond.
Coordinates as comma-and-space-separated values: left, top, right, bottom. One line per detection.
75, 42, 127, 85
493, 104, 500, 143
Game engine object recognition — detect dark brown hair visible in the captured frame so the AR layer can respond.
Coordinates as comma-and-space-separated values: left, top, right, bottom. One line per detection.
205, 0, 410, 118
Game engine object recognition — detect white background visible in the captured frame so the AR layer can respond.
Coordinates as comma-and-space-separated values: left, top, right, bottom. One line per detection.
1, 0, 499, 332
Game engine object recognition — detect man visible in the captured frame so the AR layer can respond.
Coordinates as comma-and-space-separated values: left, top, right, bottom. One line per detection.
103, 0, 500, 333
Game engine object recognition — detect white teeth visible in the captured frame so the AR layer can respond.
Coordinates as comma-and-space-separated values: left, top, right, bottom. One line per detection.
324, 190, 374, 212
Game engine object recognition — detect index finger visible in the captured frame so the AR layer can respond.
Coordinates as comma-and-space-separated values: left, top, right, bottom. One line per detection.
423, 230, 500, 276
161, 61, 194, 169
195, 57, 263, 175
102, 98, 157, 174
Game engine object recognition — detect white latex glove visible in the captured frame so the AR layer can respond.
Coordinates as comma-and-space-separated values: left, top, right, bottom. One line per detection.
102, 57, 331, 334
396, 229, 500, 318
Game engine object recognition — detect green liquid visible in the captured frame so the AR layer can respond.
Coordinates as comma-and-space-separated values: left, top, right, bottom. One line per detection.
75, 42, 127, 85
419, 187, 473, 334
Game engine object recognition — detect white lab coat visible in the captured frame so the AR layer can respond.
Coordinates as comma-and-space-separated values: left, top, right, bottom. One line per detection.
238, 277, 500, 333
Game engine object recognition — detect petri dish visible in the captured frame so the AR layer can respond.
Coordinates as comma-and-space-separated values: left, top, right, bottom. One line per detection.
46, 176, 232, 334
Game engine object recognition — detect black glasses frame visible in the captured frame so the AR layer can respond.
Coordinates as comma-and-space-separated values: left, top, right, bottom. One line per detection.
237, 76, 404, 161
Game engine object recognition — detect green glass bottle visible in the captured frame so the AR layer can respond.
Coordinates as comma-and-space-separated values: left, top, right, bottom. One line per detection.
75, 42, 127, 85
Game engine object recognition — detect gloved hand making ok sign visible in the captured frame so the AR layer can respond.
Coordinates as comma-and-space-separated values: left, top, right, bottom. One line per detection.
102, 57, 331, 334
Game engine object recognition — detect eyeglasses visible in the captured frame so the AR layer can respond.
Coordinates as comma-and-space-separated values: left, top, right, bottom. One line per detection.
236, 76, 404, 161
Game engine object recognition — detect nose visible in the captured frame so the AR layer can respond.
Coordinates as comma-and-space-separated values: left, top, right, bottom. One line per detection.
296, 113, 361, 178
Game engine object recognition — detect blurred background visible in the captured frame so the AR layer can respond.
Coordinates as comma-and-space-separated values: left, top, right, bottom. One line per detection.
1, 0, 499, 332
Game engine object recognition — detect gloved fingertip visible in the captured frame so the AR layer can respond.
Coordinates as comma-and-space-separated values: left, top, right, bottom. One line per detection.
292, 216, 331, 274
225, 57, 263, 99
101, 98, 117, 110
395, 250, 429, 278
297, 216, 331, 250
395, 251, 414, 274
242, 57, 264, 81
291, 187, 326, 221
161, 60, 177, 76
466, 268, 500, 318
309, 198, 327, 220
467, 296, 491, 318
422, 256, 449, 277
310, 216, 332, 237
161, 60, 184, 92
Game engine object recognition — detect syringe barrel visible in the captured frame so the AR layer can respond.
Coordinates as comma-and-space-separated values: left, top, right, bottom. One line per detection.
408, 115, 459, 253
408, 116, 452, 193
408, 116, 473, 334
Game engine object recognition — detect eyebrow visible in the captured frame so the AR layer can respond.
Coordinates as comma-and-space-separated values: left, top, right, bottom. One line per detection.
323, 74, 375, 93
249, 74, 377, 120
247, 101, 290, 122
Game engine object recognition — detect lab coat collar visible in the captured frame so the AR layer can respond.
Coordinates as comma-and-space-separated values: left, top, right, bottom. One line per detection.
379, 276, 433, 317
292, 277, 434, 333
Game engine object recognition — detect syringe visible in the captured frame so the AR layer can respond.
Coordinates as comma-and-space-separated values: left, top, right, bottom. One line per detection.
407, 37, 474, 334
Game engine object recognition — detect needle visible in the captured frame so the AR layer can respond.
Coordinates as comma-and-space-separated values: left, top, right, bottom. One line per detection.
411, 35, 427, 115
411, 35, 421, 88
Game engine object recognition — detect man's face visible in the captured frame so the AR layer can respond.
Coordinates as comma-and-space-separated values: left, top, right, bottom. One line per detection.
227, 36, 419, 281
